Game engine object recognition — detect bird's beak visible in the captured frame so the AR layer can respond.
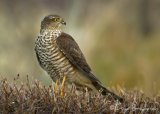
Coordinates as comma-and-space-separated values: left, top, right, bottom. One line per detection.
61, 19, 66, 25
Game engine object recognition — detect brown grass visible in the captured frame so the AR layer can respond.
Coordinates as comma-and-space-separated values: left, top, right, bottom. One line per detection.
0, 75, 159, 114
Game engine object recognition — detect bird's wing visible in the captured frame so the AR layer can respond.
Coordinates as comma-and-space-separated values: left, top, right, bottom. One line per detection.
56, 32, 100, 82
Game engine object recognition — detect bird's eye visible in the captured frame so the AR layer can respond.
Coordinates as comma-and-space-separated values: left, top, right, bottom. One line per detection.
54, 18, 60, 22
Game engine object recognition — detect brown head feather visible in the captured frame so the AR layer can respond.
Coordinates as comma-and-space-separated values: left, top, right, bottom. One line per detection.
41, 14, 66, 30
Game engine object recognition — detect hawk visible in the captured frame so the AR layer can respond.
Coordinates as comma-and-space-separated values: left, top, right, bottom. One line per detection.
35, 14, 123, 102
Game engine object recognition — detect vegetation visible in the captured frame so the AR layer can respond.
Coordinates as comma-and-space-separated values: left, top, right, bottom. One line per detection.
0, 1, 160, 113
0, 76, 159, 114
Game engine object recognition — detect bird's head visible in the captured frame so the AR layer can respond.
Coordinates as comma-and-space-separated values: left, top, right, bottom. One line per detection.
41, 15, 66, 30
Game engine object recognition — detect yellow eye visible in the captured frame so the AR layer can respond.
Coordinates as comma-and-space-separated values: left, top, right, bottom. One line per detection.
54, 18, 60, 22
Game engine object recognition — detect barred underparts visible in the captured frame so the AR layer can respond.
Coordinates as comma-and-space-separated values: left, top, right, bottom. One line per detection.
35, 30, 76, 82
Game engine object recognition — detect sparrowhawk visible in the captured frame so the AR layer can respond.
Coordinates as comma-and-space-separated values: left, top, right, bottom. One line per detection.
35, 14, 123, 102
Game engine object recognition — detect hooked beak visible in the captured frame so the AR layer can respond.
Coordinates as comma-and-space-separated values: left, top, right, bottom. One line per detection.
61, 19, 66, 25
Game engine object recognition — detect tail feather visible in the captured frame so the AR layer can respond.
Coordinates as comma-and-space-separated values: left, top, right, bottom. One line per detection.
87, 73, 123, 102
92, 81, 123, 102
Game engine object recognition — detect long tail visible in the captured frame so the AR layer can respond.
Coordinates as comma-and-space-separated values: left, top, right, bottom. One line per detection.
89, 73, 123, 102
94, 81, 123, 102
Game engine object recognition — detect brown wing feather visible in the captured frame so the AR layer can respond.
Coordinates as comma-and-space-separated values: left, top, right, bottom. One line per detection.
56, 32, 100, 82
56, 33, 124, 102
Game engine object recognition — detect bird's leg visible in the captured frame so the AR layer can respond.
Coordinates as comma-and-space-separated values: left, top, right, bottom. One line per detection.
54, 80, 59, 94
60, 76, 66, 96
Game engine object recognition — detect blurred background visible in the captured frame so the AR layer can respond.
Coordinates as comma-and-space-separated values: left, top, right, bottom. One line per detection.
0, 0, 160, 96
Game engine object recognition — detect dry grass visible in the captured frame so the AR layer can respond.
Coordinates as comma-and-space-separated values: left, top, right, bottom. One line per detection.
1, 0, 160, 94
0, 75, 159, 114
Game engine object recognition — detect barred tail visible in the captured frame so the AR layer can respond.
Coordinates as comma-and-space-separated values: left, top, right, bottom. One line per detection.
89, 73, 123, 102
92, 81, 123, 102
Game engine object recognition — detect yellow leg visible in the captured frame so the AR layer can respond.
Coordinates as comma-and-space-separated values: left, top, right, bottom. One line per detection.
54, 80, 59, 94
60, 76, 66, 96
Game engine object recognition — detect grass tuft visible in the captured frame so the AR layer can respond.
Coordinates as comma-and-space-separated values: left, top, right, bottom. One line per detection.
0, 76, 159, 114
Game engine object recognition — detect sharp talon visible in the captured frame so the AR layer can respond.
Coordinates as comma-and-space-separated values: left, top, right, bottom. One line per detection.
60, 76, 66, 97
54, 80, 59, 94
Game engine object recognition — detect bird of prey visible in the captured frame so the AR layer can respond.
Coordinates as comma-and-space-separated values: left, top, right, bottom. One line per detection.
35, 14, 123, 102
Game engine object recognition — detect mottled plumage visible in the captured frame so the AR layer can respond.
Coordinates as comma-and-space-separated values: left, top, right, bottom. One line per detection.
35, 14, 123, 102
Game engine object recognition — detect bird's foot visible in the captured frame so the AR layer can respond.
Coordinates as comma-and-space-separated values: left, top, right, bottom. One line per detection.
60, 76, 66, 97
